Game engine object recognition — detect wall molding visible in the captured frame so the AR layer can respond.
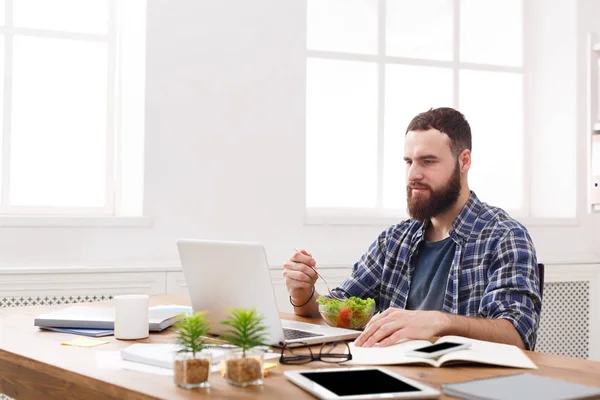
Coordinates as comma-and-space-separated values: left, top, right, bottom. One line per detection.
0, 264, 182, 275
0, 271, 167, 297
0, 258, 599, 275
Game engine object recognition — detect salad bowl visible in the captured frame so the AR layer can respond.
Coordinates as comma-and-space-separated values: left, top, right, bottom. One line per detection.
316, 296, 375, 330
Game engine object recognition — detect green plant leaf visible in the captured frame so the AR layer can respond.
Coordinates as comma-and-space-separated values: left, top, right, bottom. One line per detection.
173, 311, 211, 357
219, 308, 269, 356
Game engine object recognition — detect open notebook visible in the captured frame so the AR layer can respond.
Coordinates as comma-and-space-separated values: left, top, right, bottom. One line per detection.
347, 336, 537, 369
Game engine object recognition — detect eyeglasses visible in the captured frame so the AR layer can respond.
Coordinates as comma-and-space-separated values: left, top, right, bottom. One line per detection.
279, 341, 352, 365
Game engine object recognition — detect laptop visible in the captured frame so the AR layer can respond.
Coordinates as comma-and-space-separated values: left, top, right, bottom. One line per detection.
176, 239, 361, 347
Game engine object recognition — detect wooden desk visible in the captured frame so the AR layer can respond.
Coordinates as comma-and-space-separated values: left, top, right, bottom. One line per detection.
1, 295, 599, 399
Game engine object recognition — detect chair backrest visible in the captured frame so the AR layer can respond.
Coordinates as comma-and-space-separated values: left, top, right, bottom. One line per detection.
538, 263, 545, 298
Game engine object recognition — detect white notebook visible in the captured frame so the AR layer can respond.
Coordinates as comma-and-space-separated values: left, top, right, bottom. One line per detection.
120, 343, 229, 369
34, 306, 184, 332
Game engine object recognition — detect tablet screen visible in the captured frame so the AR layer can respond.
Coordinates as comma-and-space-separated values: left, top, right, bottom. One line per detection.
300, 369, 421, 396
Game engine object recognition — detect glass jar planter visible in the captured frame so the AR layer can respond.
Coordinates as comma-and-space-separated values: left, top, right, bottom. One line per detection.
224, 349, 264, 387
173, 351, 212, 389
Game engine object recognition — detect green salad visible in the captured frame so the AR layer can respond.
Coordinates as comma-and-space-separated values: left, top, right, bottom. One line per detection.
317, 296, 375, 330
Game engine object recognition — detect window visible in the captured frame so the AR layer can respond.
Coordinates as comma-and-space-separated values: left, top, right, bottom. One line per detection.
0, 0, 146, 216
306, 0, 524, 220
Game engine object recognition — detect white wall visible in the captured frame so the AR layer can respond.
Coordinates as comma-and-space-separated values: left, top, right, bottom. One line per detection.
527, 0, 577, 219
0, 0, 599, 271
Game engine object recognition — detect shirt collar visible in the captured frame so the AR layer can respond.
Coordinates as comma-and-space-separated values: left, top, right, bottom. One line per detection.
449, 191, 481, 244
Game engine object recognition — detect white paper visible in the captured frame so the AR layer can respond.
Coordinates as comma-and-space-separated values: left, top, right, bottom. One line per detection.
149, 305, 193, 315
121, 343, 231, 369
436, 336, 537, 369
96, 351, 174, 376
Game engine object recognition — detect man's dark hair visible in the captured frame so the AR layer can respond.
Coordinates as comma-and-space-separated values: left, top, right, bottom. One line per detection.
405, 107, 472, 157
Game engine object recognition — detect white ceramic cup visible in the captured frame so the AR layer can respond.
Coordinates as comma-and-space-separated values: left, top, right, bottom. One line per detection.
114, 294, 150, 340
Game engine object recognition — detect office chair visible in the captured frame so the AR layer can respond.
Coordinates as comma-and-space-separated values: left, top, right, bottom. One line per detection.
538, 263, 545, 299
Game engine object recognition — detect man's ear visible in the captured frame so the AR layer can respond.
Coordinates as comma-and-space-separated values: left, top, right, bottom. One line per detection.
459, 149, 471, 173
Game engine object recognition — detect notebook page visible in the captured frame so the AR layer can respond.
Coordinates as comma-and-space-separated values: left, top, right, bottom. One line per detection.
435, 336, 537, 369
37, 307, 114, 321
347, 340, 437, 366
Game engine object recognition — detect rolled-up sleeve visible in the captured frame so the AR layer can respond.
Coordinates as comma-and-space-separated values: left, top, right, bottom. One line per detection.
479, 228, 542, 350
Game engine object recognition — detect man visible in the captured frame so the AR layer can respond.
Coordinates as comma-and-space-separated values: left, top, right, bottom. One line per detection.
283, 107, 541, 351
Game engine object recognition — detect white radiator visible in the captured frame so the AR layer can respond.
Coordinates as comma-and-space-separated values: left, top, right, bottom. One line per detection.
536, 281, 590, 358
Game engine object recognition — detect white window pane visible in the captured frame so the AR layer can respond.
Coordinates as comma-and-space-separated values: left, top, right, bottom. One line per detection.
0, 38, 4, 199
10, 37, 107, 207
460, 70, 523, 210
383, 65, 453, 209
306, 58, 378, 208
460, 0, 522, 67
386, 0, 453, 61
14, 0, 108, 34
307, 0, 378, 54
0, 0, 5, 26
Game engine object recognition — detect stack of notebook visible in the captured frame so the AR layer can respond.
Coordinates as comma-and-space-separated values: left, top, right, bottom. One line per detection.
34, 305, 188, 337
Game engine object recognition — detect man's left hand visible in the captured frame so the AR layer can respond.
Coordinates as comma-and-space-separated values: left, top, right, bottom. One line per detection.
354, 308, 448, 347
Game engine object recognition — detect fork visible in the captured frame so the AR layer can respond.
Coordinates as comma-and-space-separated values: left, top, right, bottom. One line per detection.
294, 248, 345, 301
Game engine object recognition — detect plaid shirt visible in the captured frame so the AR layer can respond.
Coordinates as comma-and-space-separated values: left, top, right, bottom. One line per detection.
338, 192, 542, 350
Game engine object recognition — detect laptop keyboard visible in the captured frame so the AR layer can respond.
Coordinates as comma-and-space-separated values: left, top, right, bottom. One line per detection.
283, 328, 324, 340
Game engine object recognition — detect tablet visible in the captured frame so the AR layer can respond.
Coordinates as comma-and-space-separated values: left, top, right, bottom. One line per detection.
284, 367, 440, 399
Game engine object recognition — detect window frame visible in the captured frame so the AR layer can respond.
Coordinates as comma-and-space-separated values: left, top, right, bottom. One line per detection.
305, 0, 530, 223
0, 0, 117, 216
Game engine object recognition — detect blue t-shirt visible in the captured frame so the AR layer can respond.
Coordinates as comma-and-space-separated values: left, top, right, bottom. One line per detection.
405, 236, 456, 311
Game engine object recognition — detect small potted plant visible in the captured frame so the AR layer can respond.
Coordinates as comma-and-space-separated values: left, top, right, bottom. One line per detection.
220, 308, 269, 387
173, 312, 212, 389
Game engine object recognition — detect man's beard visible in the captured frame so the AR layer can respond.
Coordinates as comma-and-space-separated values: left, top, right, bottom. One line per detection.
406, 162, 461, 221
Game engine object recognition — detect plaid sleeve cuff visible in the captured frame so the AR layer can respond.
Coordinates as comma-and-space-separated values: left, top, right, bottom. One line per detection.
486, 301, 539, 350
481, 229, 542, 351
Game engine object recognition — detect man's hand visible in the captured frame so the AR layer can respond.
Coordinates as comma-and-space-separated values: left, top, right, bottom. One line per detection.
354, 308, 448, 347
282, 249, 318, 306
